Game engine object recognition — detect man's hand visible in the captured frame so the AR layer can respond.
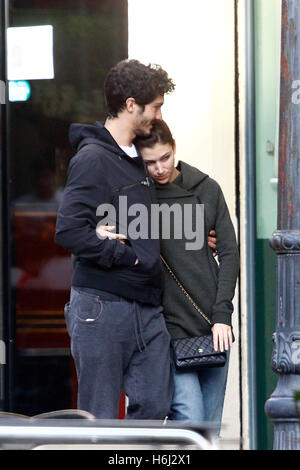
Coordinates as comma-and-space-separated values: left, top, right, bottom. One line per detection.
96, 225, 139, 265
211, 323, 233, 352
208, 229, 217, 257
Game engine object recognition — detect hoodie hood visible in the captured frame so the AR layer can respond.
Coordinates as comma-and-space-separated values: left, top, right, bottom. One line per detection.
69, 121, 124, 156
176, 160, 208, 190
155, 160, 209, 199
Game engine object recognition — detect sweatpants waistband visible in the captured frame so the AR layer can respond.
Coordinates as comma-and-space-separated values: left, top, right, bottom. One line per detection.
72, 286, 125, 302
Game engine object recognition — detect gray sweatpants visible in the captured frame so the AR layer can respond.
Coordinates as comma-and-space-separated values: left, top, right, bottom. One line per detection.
64, 286, 173, 419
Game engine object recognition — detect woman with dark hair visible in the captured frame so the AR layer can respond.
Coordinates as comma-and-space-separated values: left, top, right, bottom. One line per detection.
133, 120, 239, 432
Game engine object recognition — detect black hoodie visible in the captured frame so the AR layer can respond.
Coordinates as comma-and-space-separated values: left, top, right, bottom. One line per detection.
55, 122, 163, 306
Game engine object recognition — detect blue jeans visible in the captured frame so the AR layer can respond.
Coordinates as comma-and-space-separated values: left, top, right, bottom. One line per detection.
65, 286, 173, 419
169, 352, 229, 435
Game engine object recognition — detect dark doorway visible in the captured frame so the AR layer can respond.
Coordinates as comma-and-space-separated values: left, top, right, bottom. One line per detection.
7, 0, 128, 415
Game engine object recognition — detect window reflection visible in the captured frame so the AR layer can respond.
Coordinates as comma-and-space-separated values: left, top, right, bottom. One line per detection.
13, 156, 63, 210
9, 0, 128, 415
7, 25, 54, 81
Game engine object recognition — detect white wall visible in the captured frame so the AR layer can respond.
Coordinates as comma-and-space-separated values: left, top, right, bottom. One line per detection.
129, 0, 241, 449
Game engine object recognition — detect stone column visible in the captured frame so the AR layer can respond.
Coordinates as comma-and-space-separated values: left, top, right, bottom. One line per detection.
265, 0, 300, 450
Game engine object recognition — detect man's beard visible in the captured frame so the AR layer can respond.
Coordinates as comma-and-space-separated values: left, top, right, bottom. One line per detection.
134, 112, 153, 136
135, 121, 153, 137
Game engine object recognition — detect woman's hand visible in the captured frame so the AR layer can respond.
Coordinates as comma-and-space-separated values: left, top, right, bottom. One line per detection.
211, 323, 233, 352
96, 225, 126, 243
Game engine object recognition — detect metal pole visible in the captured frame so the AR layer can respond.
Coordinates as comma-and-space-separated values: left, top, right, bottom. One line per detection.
265, 0, 300, 450
0, 0, 10, 411
244, 0, 258, 450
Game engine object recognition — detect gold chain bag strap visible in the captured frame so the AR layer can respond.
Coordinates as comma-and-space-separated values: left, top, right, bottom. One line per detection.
160, 255, 227, 370
160, 255, 212, 326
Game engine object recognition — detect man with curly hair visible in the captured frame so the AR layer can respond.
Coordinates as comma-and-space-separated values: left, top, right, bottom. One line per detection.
55, 59, 175, 419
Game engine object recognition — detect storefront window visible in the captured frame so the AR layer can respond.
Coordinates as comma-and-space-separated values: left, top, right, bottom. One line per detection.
8, 0, 128, 415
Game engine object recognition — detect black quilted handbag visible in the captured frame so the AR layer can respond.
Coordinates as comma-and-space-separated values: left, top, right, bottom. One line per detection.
171, 335, 226, 370
160, 255, 227, 371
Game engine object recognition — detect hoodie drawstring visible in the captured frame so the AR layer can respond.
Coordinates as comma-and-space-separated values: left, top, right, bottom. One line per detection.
134, 302, 147, 353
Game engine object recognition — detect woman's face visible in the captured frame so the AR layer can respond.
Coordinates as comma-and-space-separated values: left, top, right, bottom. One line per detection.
140, 142, 177, 184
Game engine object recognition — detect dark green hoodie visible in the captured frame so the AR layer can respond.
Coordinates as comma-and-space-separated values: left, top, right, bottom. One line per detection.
155, 160, 239, 339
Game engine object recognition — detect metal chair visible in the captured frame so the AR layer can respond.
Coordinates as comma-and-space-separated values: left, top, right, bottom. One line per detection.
33, 409, 95, 420
0, 414, 220, 450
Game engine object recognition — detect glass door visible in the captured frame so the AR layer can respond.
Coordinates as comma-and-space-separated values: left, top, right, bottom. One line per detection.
7, 0, 128, 415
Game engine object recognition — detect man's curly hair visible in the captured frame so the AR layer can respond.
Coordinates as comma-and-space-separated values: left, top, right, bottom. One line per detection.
104, 59, 175, 118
